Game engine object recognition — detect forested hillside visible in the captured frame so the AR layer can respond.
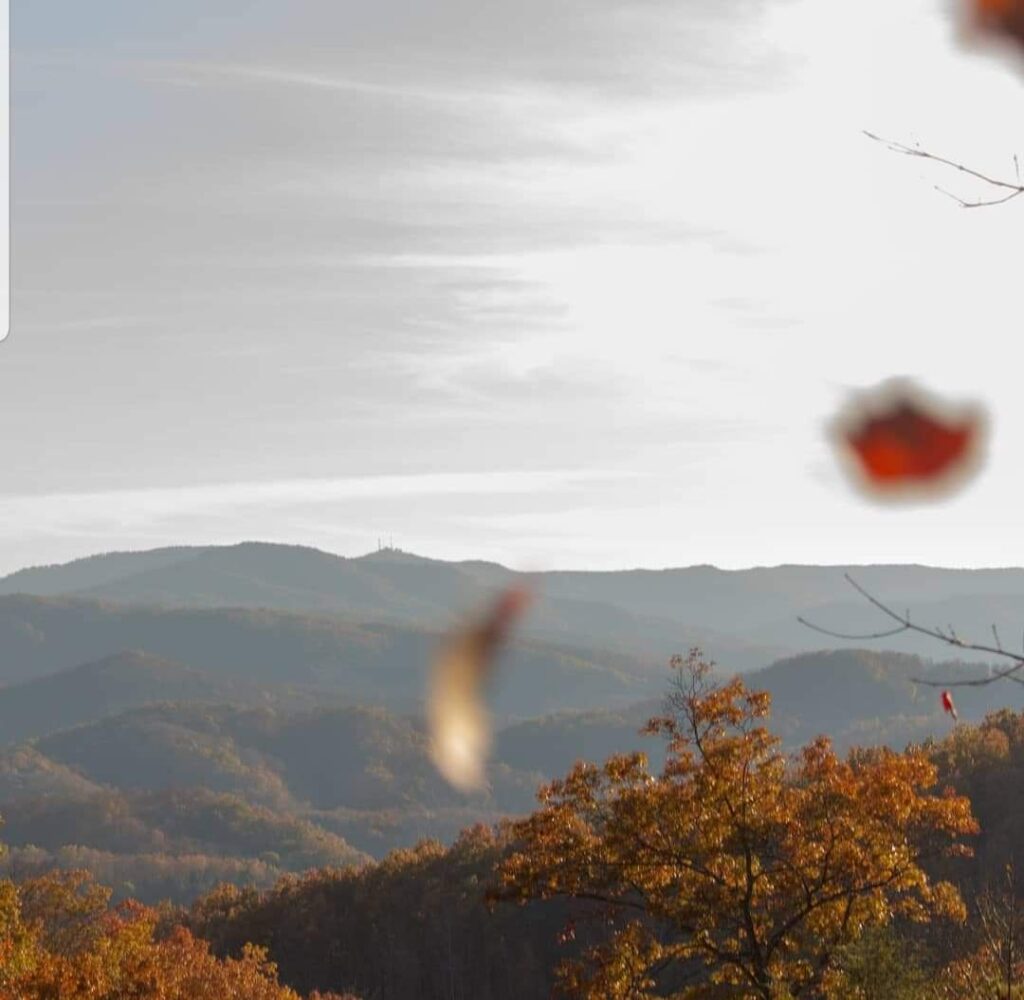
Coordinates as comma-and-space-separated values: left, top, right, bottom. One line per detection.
7, 542, 1024, 665
5, 545, 1024, 996
170, 688, 1024, 1000
6, 635, 1024, 996
0, 595, 650, 717
0, 645, 1019, 908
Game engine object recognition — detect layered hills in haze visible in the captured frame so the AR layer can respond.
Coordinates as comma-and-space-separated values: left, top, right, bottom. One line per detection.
4, 541, 1024, 666
2, 541, 1023, 903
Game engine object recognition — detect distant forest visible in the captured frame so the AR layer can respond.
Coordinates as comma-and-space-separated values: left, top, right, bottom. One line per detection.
7, 670, 1024, 998
4, 544, 1024, 996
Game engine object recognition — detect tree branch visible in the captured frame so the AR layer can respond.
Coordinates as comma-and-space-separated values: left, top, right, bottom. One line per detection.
798, 573, 1024, 688
864, 131, 1024, 209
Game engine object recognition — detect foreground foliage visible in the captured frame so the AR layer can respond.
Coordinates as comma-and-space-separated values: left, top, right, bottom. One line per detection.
0, 868, 322, 1000
495, 651, 978, 998
14, 650, 1024, 998
184, 826, 570, 1000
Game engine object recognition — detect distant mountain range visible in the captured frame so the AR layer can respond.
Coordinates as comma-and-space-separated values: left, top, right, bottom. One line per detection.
3, 541, 1024, 903
4, 541, 1024, 670
0, 597, 650, 720
1, 645, 1018, 859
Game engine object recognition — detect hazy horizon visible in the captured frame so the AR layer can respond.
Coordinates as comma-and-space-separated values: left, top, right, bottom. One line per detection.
8, 536, 1024, 580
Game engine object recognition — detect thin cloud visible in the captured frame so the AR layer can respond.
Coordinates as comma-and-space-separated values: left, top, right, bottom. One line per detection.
143, 60, 522, 108
0, 470, 629, 537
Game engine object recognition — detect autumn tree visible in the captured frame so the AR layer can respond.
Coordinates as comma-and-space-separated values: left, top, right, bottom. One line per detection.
494, 650, 978, 999
934, 863, 1024, 999
0, 868, 306, 1000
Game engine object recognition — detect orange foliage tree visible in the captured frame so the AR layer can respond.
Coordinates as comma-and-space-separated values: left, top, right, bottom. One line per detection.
494, 651, 979, 999
0, 868, 310, 1000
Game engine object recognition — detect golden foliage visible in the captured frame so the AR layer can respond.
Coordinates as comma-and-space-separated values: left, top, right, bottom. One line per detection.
0, 868, 303, 1000
495, 651, 978, 999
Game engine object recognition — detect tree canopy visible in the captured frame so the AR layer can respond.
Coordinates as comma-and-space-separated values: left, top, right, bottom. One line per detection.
494, 651, 978, 998
0, 868, 315, 1000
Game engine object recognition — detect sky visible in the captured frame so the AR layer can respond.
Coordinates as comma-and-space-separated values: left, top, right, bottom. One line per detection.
2, 0, 1023, 574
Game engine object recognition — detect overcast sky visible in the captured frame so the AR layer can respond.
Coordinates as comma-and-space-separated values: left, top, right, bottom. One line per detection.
2, 0, 1022, 574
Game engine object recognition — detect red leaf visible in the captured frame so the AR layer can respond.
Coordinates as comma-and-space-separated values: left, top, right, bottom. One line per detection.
830, 379, 987, 502
973, 0, 1024, 49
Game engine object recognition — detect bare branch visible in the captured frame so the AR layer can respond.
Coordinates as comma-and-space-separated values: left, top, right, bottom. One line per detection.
934, 183, 1024, 209
795, 618, 908, 643
799, 573, 1024, 689
864, 131, 1024, 209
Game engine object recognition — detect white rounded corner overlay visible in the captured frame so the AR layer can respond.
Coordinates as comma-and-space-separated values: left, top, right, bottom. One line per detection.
0, 0, 10, 343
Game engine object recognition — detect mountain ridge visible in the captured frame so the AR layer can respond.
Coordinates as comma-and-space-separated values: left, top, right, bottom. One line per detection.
3, 542, 1023, 668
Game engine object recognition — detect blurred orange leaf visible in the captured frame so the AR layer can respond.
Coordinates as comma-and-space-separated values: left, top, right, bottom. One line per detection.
830, 379, 987, 502
428, 586, 533, 792
971, 0, 1024, 51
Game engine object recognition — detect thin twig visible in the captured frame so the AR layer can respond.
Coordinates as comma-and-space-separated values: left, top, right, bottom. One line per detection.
935, 183, 1024, 209
799, 573, 1024, 689
864, 131, 1024, 209
796, 618, 908, 642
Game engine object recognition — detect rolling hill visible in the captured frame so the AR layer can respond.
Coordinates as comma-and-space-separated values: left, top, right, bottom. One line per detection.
0, 595, 651, 721
1, 644, 1017, 892
4, 541, 1024, 907
3, 542, 1024, 667
0, 650, 324, 745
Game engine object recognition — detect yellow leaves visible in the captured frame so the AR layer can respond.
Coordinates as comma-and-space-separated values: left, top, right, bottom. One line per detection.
495, 650, 977, 999
602, 752, 649, 784
557, 922, 665, 1000
0, 881, 42, 995
925, 880, 969, 923
0, 870, 302, 1000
